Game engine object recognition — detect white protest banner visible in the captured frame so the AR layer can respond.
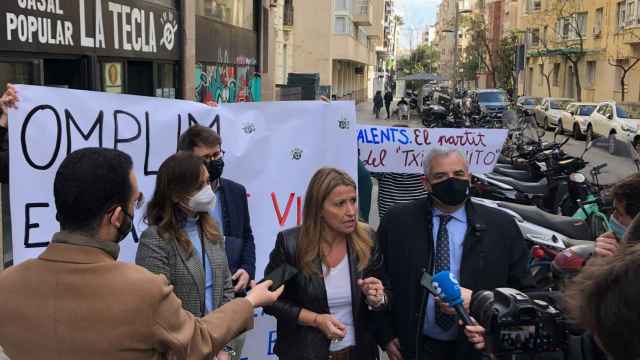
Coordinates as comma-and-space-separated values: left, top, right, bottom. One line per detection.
357, 125, 508, 174
9, 85, 357, 359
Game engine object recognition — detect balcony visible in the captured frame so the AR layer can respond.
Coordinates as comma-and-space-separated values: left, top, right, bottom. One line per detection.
283, 0, 293, 31
353, 0, 373, 26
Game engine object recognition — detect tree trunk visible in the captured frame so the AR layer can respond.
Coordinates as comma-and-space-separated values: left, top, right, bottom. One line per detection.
568, 57, 583, 101
621, 72, 627, 102
545, 76, 552, 97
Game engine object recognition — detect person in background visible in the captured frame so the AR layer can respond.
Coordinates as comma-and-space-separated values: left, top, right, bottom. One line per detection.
178, 126, 255, 291
372, 172, 428, 221
594, 173, 640, 257
384, 90, 394, 119
373, 91, 384, 119
136, 152, 235, 360
0, 147, 282, 359
376, 148, 532, 360
0, 83, 17, 184
357, 160, 373, 222
179, 125, 255, 360
264, 167, 389, 360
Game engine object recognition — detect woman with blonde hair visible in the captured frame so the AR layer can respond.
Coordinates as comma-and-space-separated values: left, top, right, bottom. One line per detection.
136, 151, 235, 360
264, 167, 388, 360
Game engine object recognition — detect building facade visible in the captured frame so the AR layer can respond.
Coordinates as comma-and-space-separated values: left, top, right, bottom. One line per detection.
263, 0, 386, 103
0, 0, 267, 105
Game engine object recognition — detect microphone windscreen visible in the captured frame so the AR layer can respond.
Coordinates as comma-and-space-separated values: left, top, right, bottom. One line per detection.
432, 271, 463, 306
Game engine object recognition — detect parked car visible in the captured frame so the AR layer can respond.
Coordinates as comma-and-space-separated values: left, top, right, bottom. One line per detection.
588, 101, 640, 154
463, 89, 510, 118
535, 97, 574, 129
558, 102, 598, 140
516, 96, 542, 117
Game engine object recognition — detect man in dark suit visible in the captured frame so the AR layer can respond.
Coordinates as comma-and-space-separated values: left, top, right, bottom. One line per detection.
376, 148, 532, 360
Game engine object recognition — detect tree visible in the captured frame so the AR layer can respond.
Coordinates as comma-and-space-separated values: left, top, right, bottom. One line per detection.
397, 44, 440, 76
530, 0, 587, 100
494, 32, 519, 95
608, 57, 640, 102
461, 13, 497, 88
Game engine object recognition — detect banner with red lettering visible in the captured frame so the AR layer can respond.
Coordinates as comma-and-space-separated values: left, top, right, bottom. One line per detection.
9, 85, 356, 359
357, 125, 508, 174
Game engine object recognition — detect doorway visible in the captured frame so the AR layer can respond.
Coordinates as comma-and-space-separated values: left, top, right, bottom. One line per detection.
43, 58, 88, 89
127, 61, 154, 96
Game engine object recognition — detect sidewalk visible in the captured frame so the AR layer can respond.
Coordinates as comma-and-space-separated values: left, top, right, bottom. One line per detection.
355, 98, 422, 127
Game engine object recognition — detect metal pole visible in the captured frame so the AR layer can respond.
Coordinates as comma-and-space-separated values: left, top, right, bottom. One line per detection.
452, 0, 460, 93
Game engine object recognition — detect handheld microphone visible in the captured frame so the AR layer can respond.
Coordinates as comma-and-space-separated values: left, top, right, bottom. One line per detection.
432, 271, 474, 326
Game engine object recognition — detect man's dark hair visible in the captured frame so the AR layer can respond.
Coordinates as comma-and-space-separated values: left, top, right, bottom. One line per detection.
565, 241, 640, 360
611, 173, 640, 218
178, 125, 221, 152
54, 148, 133, 233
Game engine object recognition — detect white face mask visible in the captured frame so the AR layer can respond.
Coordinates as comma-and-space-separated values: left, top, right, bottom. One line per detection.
188, 186, 216, 213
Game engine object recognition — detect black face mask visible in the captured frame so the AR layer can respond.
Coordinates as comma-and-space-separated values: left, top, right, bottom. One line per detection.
430, 177, 470, 206
207, 158, 225, 182
116, 207, 134, 243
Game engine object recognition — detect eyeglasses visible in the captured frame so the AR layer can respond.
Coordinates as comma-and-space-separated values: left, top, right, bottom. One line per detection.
202, 150, 225, 162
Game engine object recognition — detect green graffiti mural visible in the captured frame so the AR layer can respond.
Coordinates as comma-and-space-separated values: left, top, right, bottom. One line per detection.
195, 57, 261, 103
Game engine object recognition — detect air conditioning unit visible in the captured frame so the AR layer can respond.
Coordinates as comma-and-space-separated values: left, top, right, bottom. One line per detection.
593, 26, 601, 36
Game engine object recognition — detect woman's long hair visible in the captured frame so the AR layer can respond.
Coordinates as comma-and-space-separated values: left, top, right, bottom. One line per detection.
297, 167, 373, 276
144, 152, 222, 256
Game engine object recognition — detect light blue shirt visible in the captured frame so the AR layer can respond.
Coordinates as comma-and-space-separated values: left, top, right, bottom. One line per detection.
184, 217, 215, 313
423, 206, 468, 340
210, 188, 225, 235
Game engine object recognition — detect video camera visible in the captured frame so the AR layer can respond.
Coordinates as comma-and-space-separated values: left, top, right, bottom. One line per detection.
470, 288, 569, 356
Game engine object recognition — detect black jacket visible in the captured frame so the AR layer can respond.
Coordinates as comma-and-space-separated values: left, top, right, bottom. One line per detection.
384, 92, 393, 105
263, 227, 386, 360
0, 126, 8, 184
218, 178, 256, 280
375, 196, 532, 360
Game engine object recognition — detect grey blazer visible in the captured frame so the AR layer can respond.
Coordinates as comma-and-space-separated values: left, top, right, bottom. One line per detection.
136, 225, 235, 317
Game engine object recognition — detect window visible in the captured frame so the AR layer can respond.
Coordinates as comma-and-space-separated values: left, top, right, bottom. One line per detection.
618, 1, 627, 31
527, 0, 541, 12
335, 0, 351, 11
628, 0, 637, 25
587, 61, 596, 88
576, 13, 587, 37
530, 29, 540, 46
197, 0, 255, 30
553, 63, 560, 87
334, 16, 352, 34
593, 8, 603, 36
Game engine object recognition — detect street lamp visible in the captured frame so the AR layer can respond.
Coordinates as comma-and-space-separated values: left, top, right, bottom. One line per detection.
442, 0, 472, 93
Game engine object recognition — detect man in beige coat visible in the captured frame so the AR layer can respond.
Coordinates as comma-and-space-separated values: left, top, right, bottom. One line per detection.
0, 147, 282, 359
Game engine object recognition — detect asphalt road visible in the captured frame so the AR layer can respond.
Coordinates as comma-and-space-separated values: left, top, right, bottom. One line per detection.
543, 130, 639, 185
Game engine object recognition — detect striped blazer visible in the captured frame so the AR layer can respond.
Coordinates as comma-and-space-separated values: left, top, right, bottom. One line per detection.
136, 225, 235, 317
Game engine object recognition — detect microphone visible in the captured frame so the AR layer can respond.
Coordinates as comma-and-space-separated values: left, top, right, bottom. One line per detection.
432, 271, 474, 326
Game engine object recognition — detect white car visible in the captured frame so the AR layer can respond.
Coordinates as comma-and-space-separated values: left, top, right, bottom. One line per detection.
588, 101, 640, 154
535, 97, 574, 130
558, 102, 598, 140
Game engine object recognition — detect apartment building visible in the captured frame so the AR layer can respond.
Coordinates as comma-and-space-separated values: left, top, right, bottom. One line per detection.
516, 0, 640, 103
264, 0, 389, 102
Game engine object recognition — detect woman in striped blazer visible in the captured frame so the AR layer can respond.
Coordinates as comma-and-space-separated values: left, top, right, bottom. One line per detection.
136, 151, 235, 360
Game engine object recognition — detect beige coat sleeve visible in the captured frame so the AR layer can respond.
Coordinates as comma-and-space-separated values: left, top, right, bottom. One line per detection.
150, 275, 254, 359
